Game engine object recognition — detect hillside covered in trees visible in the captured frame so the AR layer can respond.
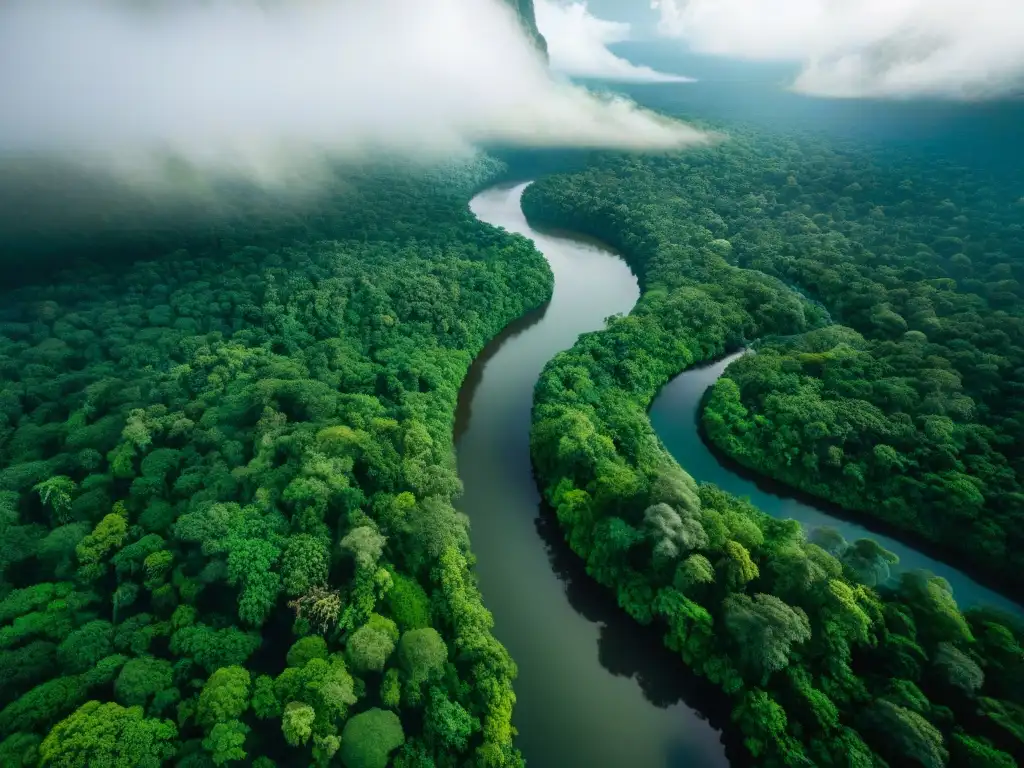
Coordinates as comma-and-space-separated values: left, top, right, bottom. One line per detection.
525, 129, 1024, 767
0, 160, 552, 767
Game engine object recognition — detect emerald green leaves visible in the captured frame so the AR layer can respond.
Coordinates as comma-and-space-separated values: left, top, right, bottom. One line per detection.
524, 151, 1024, 766
38, 701, 177, 768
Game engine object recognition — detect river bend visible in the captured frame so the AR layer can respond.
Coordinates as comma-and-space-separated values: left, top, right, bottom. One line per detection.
650, 354, 1022, 617
457, 183, 730, 768
457, 181, 1023, 768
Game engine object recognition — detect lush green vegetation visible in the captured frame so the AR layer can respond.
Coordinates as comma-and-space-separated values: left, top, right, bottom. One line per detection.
697, 146, 1024, 590
525, 134, 1024, 767
0, 160, 552, 766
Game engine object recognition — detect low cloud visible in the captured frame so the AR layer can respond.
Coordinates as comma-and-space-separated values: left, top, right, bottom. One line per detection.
0, 0, 708, 191
536, 0, 694, 83
652, 0, 1024, 99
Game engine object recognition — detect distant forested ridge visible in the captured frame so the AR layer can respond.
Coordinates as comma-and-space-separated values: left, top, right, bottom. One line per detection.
526, 131, 1024, 767
0, 158, 552, 766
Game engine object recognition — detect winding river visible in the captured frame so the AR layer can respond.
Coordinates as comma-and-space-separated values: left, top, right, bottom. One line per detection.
650, 354, 1023, 617
457, 183, 731, 768
457, 182, 1021, 768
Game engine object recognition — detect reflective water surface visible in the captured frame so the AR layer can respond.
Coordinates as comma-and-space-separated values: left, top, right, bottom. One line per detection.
457, 183, 731, 768
651, 353, 1023, 617
458, 181, 1021, 768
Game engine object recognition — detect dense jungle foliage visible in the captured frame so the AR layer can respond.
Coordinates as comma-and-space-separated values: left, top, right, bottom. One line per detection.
697, 147, 1024, 590
0, 158, 553, 767
524, 132, 1024, 767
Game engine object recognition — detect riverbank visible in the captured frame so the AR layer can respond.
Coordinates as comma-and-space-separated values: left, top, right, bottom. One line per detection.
651, 353, 1023, 617
523, 163, 1024, 766
458, 183, 732, 768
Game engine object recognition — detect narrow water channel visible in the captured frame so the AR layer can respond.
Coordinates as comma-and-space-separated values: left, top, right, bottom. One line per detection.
457, 183, 731, 768
650, 353, 1023, 617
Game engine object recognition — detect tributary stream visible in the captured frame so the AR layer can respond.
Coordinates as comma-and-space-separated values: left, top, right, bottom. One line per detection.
457, 181, 1020, 768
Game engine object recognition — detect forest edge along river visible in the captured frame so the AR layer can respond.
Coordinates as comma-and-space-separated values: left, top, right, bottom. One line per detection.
457, 182, 732, 768
649, 353, 1024, 619
456, 182, 1024, 768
